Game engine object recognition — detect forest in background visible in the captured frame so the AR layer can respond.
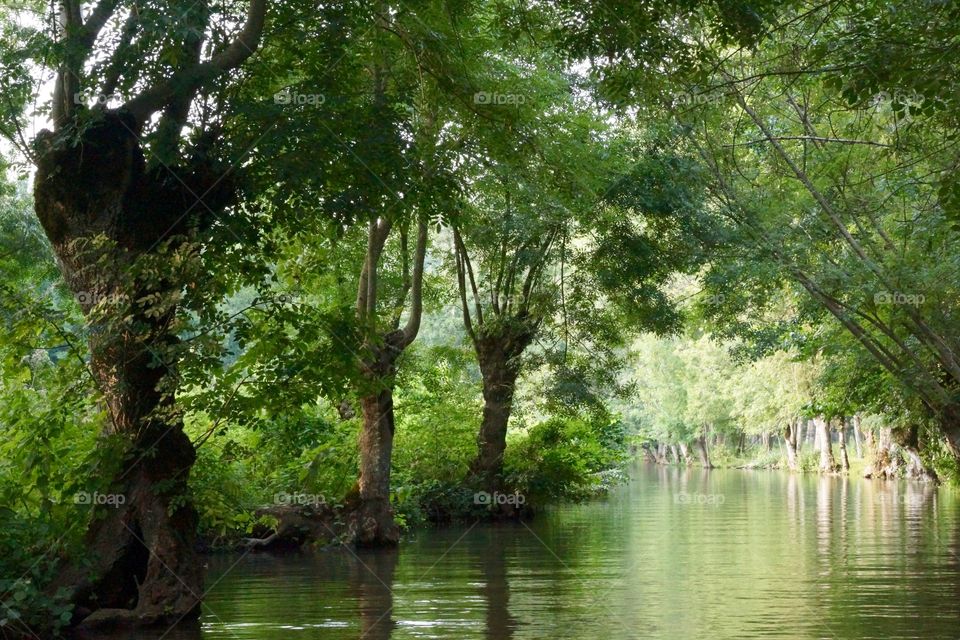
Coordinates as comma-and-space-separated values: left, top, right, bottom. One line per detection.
2, 0, 960, 634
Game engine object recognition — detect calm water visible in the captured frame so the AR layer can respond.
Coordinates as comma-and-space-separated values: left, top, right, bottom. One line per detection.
167, 465, 960, 639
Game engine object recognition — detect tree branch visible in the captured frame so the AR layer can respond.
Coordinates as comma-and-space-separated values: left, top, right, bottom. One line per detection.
400, 217, 429, 347
122, 0, 267, 127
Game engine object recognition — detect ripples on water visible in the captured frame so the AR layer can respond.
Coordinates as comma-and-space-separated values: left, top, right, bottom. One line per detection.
103, 465, 960, 639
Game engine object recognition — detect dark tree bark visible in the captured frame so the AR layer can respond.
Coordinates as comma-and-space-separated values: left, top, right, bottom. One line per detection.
22, 0, 267, 628
895, 424, 938, 483
451, 219, 552, 497
467, 326, 532, 492
34, 112, 235, 628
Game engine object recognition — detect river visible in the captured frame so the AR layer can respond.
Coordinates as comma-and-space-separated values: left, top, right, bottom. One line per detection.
150, 464, 960, 639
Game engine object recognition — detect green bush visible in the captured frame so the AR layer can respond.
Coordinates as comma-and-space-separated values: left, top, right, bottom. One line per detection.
505, 412, 627, 504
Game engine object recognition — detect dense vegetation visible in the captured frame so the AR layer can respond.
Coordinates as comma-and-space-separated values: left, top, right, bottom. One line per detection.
1, 0, 959, 635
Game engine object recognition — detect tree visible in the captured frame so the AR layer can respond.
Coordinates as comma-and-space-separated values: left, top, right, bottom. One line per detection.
450, 67, 614, 493
1, 0, 268, 627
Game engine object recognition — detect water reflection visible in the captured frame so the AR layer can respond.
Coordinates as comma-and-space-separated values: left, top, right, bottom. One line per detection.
471, 528, 518, 639
349, 548, 397, 640
70, 465, 960, 639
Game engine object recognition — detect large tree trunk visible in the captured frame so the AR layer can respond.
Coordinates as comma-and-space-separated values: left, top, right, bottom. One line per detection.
783, 419, 800, 471
351, 335, 407, 547
815, 416, 836, 472
678, 442, 690, 464
354, 388, 400, 546
34, 113, 226, 629
469, 362, 519, 492
467, 327, 531, 494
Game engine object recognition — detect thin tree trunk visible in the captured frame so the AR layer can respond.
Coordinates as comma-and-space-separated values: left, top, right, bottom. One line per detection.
853, 414, 863, 458
678, 442, 690, 465
838, 417, 850, 473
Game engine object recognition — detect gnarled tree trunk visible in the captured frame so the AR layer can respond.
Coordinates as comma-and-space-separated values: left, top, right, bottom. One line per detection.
865, 427, 900, 479
34, 112, 230, 628
467, 327, 531, 493
895, 424, 938, 483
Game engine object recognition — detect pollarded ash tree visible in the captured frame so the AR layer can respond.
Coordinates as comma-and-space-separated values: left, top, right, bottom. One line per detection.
0, 0, 269, 628
453, 112, 714, 492
451, 89, 613, 493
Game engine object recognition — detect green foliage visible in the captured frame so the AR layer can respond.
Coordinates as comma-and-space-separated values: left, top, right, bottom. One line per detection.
505, 411, 626, 504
